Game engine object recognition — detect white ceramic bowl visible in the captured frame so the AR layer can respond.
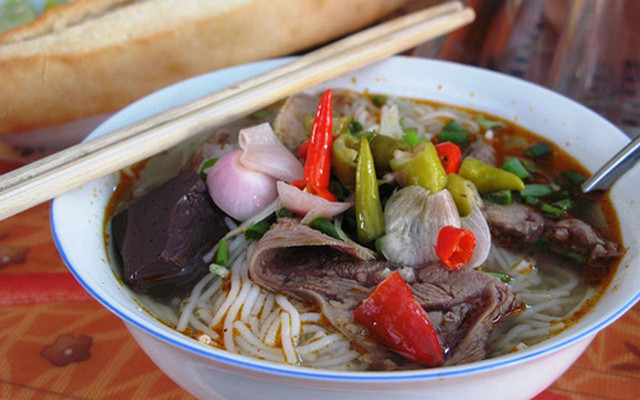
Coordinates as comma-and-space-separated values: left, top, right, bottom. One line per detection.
51, 57, 640, 400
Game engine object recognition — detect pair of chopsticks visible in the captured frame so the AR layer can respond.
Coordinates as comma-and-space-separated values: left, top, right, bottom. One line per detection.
0, 2, 474, 221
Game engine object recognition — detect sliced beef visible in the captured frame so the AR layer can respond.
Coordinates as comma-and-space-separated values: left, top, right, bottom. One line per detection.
249, 219, 523, 369
272, 94, 318, 153
112, 169, 229, 297
483, 202, 545, 246
544, 218, 623, 266
465, 139, 497, 166
413, 266, 523, 365
483, 202, 623, 267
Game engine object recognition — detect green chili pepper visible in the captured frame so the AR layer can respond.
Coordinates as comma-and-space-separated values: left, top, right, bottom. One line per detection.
369, 134, 413, 174
355, 137, 385, 244
390, 142, 448, 194
501, 157, 531, 180
439, 121, 469, 145
458, 158, 525, 192
446, 173, 476, 216
332, 133, 359, 191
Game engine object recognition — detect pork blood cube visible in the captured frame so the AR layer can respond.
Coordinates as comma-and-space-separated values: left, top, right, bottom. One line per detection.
111, 169, 229, 297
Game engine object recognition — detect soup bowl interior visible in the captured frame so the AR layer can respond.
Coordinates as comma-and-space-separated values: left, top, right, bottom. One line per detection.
51, 57, 640, 400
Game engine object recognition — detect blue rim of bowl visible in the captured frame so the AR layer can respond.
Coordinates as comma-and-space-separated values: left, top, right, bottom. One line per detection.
51, 56, 640, 382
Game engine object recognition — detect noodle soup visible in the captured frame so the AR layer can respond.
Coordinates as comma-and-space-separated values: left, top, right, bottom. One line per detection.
107, 89, 623, 371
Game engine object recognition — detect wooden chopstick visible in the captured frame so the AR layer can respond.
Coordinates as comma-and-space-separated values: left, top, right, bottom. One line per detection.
0, 2, 474, 220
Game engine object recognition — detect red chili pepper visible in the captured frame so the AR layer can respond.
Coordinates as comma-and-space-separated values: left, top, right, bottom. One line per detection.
353, 272, 445, 366
298, 139, 310, 159
291, 89, 336, 201
435, 225, 476, 270
435, 141, 462, 174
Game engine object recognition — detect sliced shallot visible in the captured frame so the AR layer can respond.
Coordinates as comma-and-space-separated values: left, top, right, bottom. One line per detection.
277, 181, 352, 219
239, 123, 304, 182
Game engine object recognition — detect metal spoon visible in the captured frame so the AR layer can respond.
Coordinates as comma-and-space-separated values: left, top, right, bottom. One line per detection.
581, 134, 640, 193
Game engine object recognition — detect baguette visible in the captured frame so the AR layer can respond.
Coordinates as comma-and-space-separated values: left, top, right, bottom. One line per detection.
0, 0, 406, 135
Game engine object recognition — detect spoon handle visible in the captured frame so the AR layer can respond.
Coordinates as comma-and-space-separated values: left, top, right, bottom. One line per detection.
581, 135, 640, 193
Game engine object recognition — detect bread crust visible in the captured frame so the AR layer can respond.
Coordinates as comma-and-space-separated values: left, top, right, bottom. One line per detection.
0, 0, 405, 134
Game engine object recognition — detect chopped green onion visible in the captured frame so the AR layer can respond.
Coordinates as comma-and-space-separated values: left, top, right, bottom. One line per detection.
252, 109, 271, 120
501, 157, 531, 180
276, 208, 295, 218
541, 203, 564, 218
523, 195, 540, 205
476, 116, 505, 131
245, 220, 271, 240
399, 116, 406, 129
372, 94, 387, 107
567, 251, 586, 264
520, 159, 540, 173
488, 190, 513, 205
348, 120, 364, 135
486, 271, 511, 283
439, 121, 469, 145
310, 217, 342, 240
215, 240, 229, 266
209, 263, 230, 278
520, 184, 553, 198
329, 180, 348, 201
525, 142, 552, 159
375, 237, 384, 254
199, 158, 219, 180
560, 169, 587, 185
402, 129, 425, 146
552, 198, 574, 210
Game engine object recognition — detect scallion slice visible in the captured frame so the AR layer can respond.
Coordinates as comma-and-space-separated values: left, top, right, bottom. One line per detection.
311, 217, 342, 240
215, 240, 229, 266
476, 116, 505, 131
560, 169, 587, 185
520, 184, 553, 198
245, 220, 271, 240
525, 142, 551, 159
502, 157, 531, 180
541, 203, 564, 218
439, 121, 469, 145
488, 190, 512, 205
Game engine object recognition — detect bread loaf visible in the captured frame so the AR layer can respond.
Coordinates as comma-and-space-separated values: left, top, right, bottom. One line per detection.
0, 0, 406, 134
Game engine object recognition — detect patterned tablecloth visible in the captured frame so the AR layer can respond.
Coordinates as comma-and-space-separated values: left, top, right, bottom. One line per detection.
1, 1, 639, 398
